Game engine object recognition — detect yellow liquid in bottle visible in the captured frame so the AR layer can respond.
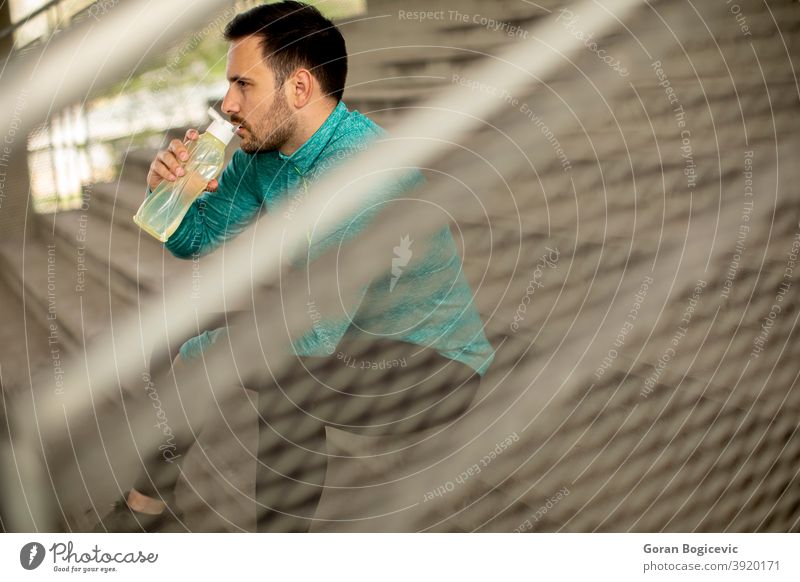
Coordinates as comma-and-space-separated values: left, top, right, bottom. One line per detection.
134, 134, 226, 242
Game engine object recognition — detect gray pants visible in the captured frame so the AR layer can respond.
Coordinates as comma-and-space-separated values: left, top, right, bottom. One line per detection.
134, 328, 481, 532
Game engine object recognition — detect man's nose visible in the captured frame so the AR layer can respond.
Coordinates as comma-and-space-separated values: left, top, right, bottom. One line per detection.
222, 88, 239, 117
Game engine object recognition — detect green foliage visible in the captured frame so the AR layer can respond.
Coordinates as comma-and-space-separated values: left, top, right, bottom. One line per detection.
93, 0, 366, 100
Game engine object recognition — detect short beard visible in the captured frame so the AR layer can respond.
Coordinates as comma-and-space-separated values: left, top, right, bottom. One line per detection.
239, 91, 296, 154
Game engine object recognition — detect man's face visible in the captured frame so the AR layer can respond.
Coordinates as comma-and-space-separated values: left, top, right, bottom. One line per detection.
222, 35, 297, 154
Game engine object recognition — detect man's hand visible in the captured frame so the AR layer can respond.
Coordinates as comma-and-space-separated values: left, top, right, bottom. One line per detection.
146, 128, 220, 192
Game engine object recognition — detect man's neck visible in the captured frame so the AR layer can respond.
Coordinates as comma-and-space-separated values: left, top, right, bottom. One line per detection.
279, 100, 337, 156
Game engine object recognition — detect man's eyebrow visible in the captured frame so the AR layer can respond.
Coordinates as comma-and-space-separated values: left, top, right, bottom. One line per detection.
228, 74, 254, 83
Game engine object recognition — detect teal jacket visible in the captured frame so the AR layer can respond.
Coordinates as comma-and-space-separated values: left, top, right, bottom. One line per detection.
164, 101, 494, 375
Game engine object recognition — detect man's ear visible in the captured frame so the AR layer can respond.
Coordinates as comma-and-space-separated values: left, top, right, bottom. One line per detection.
288, 68, 314, 108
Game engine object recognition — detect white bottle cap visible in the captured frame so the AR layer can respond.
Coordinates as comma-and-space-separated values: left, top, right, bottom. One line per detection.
205, 118, 236, 145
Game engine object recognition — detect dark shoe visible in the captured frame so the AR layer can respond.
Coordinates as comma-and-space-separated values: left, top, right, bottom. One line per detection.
92, 492, 184, 533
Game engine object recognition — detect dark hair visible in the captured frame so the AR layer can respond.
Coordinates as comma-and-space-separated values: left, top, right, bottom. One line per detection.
224, 1, 347, 102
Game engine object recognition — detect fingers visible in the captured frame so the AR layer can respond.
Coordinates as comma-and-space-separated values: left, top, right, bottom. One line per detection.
184, 128, 199, 144
207, 179, 219, 192
148, 158, 174, 190
168, 138, 190, 163
147, 129, 200, 190
154, 158, 178, 180
157, 149, 184, 180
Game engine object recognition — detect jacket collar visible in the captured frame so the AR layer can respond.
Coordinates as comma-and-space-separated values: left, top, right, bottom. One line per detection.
277, 100, 348, 174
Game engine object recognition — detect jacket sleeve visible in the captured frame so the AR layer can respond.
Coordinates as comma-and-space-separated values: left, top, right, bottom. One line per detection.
164, 149, 263, 258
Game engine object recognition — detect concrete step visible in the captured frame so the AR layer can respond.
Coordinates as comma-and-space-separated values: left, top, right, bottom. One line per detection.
363, 0, 554, 23
345, 78, 447, 106
0, 273, 53, 394
50, 207, 196, 300
118, 147, 156, 185
85, 176, 148, 236
357, 0, 799, 46
345, 0, 799, 91
0, 234, 132, 352
349, 65, 798, 134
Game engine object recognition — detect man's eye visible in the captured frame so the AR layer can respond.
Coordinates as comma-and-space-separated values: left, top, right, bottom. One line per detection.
237, 80, 248, 87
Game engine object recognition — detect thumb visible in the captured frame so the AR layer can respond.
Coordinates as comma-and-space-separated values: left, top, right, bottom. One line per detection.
207, 179, 219, 192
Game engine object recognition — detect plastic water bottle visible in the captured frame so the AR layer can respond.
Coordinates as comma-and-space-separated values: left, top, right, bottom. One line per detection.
133, 116, 236, 242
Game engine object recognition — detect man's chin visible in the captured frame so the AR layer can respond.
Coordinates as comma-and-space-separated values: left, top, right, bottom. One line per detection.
240, 138, 264, 154
240, 139, 280, 154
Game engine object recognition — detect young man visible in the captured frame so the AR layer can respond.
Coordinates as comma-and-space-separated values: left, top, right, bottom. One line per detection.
97, 1, 493, 532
